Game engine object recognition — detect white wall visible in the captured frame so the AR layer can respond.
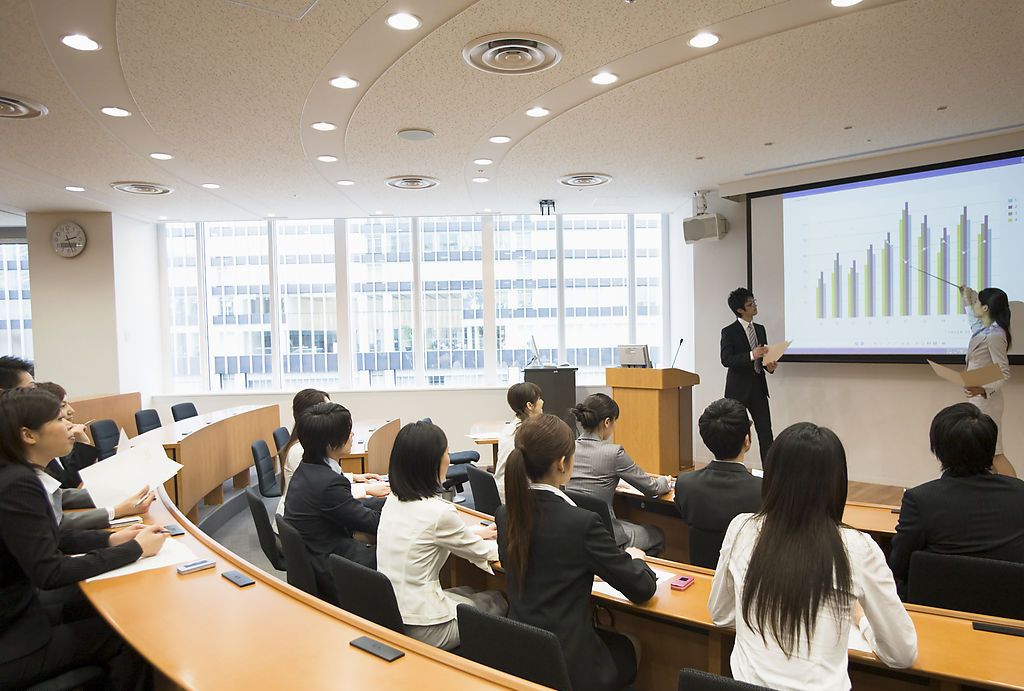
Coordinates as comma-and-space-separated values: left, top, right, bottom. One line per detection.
112, 215, 161, 406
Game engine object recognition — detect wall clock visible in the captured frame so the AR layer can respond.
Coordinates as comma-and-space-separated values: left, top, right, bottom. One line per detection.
52, 221, 87, 258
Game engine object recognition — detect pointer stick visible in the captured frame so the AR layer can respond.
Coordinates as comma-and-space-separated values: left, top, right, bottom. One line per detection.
906, 262, 959, 288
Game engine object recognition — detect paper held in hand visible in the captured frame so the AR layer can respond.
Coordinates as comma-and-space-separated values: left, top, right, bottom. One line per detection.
763, 340, 791, 364
79, 443, 183, 509
927, 360, 1004, 388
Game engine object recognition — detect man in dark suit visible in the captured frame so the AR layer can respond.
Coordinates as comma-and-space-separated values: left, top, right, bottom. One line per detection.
675, 399, 763, 568
720, 287, 776, 464
889, 403, 1024, 597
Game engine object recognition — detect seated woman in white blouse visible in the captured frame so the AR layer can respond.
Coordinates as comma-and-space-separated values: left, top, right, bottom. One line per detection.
709, 422, 917, 691
377, 421, 506, 650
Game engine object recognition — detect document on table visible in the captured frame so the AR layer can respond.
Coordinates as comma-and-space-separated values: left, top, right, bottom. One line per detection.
751, 468, 764, 478
117, 427, 132, 450
79, 443, 183, 509
848, 624, 873, 654
763, 340, 791, 364
86, 537, 196, 582
592, 568, 676, 600
927, 360, 1003, 388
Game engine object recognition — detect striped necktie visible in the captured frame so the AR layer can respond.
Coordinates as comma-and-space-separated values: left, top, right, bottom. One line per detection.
747, 323, 762, 374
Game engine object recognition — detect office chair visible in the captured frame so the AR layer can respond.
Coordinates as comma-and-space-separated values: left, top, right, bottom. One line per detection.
275, 515, 320, 599
457, 605, 573, 691
24, 665, 105, 691
244, 487, 286, 571
250, 440, 282, 497
170, 401, 198, 422
563, 489, 615, 540
328, 554, 405, 633
907, 551, 1024, 619
134, 408, 162, 435
88, 419, 119, 461
677, 668, 774, 690
272, 426, 290, 458
687, 526, 727, 570
467, 464, 501, 516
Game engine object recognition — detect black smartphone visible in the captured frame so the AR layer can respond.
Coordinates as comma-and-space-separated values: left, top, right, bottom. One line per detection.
221, 570, 256, 588
163, 524, 185, 536
350, 636, 405, 662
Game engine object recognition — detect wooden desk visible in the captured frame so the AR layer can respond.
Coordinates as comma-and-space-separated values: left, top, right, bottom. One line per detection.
132, 405, 279, 522
69, 392, 142, 437
79, 491, 542, 691
449, 505, 1024, 691
470, 434, 499, 467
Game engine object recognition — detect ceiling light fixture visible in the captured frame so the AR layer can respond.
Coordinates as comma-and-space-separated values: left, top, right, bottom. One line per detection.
397, 128, 435, 141
473, 158, 493, 165
386, 12, 421, 30
472, 177, 489, 183
149, 152, 173, 160
201, 183, 220, 189
591, 72, 618, 85
311, 121, 336, 131
489, 135, 511, 144
61, 34, 101, 51
65, 185, 85, 192
329, 76, 359, 89
101, 106, 131, 117
374, 210, 385, 215
482, 208, 492, 213
317, 155, 339, 162
688, 32, 719, 48
158, 216, 167, 220
526, 106, 549, 117
336, 179, 355, 186
830, 0, 863, 6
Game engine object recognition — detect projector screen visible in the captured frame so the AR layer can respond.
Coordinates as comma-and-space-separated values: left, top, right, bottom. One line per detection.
750, 150, 1024, 362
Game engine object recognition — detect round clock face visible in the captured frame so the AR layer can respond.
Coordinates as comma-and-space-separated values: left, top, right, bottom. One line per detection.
52, 221, 87, 258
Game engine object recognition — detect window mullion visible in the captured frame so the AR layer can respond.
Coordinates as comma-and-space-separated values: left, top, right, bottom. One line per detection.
268, 219, 283, 391
627, 213, 637, 344
195, 222, 212, 391
411, 217, 425, 387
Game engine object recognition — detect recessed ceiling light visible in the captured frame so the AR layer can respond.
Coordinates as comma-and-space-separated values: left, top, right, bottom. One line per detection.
489, 135, 511, 144
201, 182, 221, 189
831, 0, 863, 6
591, 72, 618, 85
65, 185, 85, 192
526, 107, 550, 118
61, 34, 101, 51
482, 208, 492, 213
374, 210, 384, 215
101, 106, 131, 117
473, 158, 493, 165
317, 155, 339, 163
149, 152, 174, 160
159, 216, 167, 220
336, 179, 355, 186
329, 76, 359, 89
688, 32, 719, 48
472, 177, 489, 183
311, 121, 336, 131
386, 12, 421, 30
397, 128, 434, 141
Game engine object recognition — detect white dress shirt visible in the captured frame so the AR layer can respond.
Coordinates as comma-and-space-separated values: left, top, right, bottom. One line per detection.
737, 317, 758, 361
36, 465, 115, 523
377, 494, 498, 626
530, 483, 577, 506
709, 514, 917, 691
494, 419, 520, 504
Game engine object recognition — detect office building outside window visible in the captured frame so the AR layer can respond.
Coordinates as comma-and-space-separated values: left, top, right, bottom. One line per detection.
163, 223, 202, 391
0, 243, 32, 360
635, 213, 665, 367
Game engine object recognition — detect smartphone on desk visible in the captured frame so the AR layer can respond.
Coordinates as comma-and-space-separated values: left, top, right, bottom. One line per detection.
670, 575, 695, 591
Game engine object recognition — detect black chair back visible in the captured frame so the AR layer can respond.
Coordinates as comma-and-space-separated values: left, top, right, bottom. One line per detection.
564, 489, 615, 540
88, 419, 119, 461
272, 426, 290, 457
678, 668, 773, 690
23, 665, 105, 691
251, 440, 282, 497
244, 487, 286, 571
170, 402, 198, 422
907, 551, 1024, 619
328, 554, 404, 633
134, 408, 162, 435
467, 464, 501, 516
275, 515, 320, 598
688, 526, 726, 570
457, 604, 573, 691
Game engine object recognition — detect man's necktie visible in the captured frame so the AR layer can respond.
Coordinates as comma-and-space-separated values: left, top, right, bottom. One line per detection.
747, 324, 762, 374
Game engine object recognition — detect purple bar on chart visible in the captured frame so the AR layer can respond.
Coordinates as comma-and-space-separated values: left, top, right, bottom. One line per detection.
900, 203, 911, 316
979, 214, 991, 288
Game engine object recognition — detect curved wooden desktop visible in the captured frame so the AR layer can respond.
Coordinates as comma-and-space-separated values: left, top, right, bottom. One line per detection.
79, 489, 542, 690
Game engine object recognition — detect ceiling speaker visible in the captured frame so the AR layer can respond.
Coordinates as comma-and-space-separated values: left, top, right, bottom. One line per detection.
683, 213, 728, 244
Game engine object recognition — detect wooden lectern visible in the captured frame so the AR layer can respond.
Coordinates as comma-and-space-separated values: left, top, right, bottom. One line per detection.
605, 367, 700, 475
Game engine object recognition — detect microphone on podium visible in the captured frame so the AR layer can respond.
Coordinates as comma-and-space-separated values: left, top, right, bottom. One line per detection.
669, 338, 685, 369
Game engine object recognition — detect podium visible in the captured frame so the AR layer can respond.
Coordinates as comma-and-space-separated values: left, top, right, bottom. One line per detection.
605, 367, 700, 475
524, 367, 577, 430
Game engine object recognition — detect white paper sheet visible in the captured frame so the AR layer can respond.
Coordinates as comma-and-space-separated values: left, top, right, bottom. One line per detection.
763, 340, 791, 364
848, 624, 873, 653
86, 536, 196, 582
79, 443, 183, 509
117, 427, 131, 450
592, 567, 676, 600
927, 360, 1003, 387
751, 468, 764, 478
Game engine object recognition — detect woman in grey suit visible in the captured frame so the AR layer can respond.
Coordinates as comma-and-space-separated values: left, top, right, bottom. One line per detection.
961, 285, 1014, 477
567, 393, 672, 554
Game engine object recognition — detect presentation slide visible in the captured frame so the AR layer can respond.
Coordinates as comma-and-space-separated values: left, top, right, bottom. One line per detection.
780, 154, 1024, 356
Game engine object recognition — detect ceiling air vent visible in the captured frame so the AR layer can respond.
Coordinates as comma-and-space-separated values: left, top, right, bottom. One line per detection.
463, 33, 562, 75
0, 92, 48, 119
385, 176, 439, 190
110, 181, 174, 195
558, 173, 612, 188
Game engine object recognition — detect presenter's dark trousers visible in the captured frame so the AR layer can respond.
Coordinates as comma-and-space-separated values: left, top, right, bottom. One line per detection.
741, 392, 774, 465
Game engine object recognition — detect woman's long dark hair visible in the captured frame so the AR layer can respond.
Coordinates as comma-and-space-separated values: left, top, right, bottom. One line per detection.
570, 392, 619, 434
388, 421, 447, 501
0, 388, 62, 469
504, 414, 575, 587
979, 287, 1012, 348
297, 402, 352, 465
507, 382, 542, 421
740, 422, 852, 657
281, 389, 329, 479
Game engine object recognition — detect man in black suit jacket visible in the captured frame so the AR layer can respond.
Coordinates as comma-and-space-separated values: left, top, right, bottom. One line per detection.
675, 399, 763, 568
720, 287, 776, 464
889, 403, 1024, 597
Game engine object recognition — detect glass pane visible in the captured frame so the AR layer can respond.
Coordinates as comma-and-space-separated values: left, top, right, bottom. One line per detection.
347, 218, 415, 388
494, 215, 558, 385
163, 224, 201, 391
635, 213, 665, 367
420, 216, 485, 387
0, 243, 33, 360
204, 221, 273, 391
563, 214, 630, 385
276, 219, 338, 388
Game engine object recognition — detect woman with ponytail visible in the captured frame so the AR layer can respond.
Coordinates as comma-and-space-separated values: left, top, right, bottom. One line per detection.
496, 414, 657, 691
960, 285, 1014, 476
567, 393, 672, 554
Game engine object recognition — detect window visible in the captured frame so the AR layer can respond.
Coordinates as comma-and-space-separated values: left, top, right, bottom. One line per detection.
635, 213, 665, 367
0, 243, 32, 359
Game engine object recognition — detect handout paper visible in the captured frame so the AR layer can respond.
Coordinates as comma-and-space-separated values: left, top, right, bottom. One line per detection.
592, 568, 676, 600
848, 623, 873, 654
117, 427, 131, 450
763, 341, 791, 364
79, 443, 183, 509
927, 360, 1003, 388
86, 536, 196, 582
